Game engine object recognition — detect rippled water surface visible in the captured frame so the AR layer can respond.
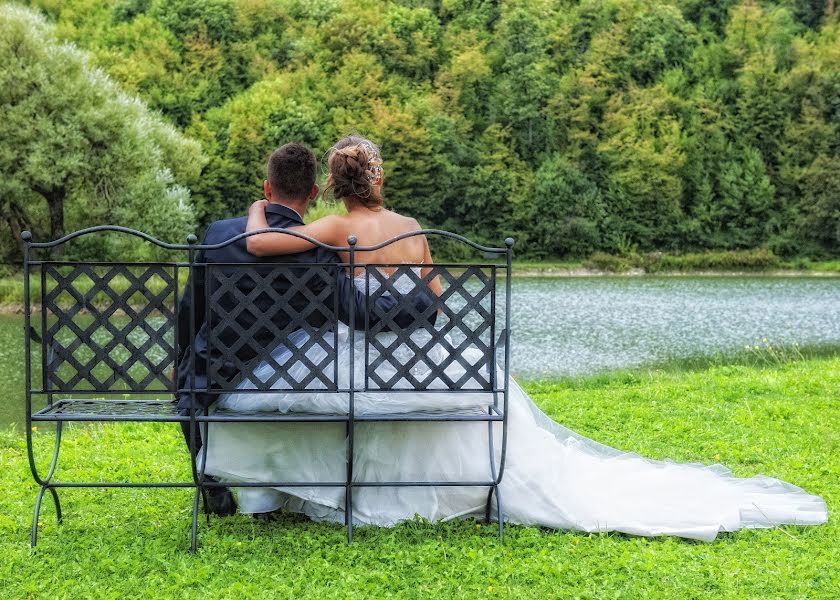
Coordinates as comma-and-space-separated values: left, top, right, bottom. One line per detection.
508, 277, 840, 378
1, 276, 839, 426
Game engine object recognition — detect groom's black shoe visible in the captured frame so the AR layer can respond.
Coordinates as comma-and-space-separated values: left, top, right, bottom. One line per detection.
252, 509, 283, 523
203, 477, 237, 517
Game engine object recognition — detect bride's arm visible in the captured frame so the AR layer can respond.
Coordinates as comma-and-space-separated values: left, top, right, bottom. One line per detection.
245, 200, 343, 256
421, 235, 443, 296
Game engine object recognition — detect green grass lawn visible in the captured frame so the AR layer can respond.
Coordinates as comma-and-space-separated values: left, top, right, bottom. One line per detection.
1, 358, 837, 598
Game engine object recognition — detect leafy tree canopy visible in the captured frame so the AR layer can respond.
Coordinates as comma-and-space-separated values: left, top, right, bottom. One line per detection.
1, 4, 205, 259
5, 0, 840, 260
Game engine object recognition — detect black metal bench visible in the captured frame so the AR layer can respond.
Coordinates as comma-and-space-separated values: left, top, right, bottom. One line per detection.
21, 226, 513, 552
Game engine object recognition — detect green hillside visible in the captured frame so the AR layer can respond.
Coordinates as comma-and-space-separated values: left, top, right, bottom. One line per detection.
3, 0, 840, 260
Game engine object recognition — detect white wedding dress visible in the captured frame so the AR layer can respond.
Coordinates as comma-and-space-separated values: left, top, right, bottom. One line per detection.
204, 272, 827, 541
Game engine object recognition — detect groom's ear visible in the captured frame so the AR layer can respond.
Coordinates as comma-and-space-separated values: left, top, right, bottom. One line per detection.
307, 184, 320, 201
263, 179, 272, 200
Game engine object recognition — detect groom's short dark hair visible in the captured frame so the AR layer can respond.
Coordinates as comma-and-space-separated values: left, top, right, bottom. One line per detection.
267, 143, 317, 200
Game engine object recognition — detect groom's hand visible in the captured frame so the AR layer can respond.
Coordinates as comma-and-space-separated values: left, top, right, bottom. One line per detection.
250, 199, 269, 215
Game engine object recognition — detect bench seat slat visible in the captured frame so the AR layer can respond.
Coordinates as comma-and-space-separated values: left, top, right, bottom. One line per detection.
31, 399, 504, 423
32, 399, 183, 421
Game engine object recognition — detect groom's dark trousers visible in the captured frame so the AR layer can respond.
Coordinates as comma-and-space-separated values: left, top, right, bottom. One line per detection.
175, 202, 434, 454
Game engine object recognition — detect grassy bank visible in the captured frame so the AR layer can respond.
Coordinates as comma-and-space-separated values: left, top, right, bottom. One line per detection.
1, 357, 837, 597
603, 340, 840, 374
518, 249, 840, 276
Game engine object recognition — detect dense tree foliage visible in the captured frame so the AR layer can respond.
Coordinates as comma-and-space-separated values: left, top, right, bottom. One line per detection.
0, 4, 204, 259
5, 0, 840, 259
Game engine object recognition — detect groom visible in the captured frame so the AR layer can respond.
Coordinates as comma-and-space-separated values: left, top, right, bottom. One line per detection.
175, 142, 434, 516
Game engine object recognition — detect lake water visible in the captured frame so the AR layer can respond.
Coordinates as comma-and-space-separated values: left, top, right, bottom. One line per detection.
1, 276, 839, 427
509, 276, 840, 377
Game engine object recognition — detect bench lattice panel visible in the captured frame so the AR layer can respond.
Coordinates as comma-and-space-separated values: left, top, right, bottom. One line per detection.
364, 266, 495, 391
205, 264, 340, 391
42, 263, 177, 393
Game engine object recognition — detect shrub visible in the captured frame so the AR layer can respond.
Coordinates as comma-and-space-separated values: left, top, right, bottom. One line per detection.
584, 252, 632, 272
642, 248, 781, 272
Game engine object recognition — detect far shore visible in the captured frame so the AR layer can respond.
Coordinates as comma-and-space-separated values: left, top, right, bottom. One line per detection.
1, 267, 838, 315
512, 266, 840, 278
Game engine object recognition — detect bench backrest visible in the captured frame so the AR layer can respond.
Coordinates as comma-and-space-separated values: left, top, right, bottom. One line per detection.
23, 227, 513, 404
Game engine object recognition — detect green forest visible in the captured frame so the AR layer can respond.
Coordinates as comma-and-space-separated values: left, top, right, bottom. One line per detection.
2, 0, 839, 261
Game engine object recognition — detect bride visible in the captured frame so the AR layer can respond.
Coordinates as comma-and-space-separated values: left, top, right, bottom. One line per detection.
203, 136, 827, 541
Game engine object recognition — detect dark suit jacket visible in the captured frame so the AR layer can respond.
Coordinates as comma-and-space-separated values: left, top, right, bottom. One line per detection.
176, 203, 432, 410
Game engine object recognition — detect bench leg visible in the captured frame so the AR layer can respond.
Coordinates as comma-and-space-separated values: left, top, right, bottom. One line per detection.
29, 421, 64, 548
495, 484, 504, 542
202, 487, 211, 525
49, 487, 62, 524
31, 485, 61, 548
345, 485, 353, 544
30, 486, 46, 548
190, 413, 210, 552
190, 487, 202, 554
483, 485, 505, 541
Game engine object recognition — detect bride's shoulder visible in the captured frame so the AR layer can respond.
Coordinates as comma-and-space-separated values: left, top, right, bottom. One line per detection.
386, 210, 421, 231
310, 213, 350, 228
303, 213, 352, 243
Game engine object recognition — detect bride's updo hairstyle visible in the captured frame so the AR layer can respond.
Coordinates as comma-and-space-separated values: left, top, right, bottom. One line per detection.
323, 135, 384, 209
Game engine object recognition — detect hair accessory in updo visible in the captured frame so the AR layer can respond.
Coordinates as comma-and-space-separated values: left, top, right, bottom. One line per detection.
324, 136, 384, 208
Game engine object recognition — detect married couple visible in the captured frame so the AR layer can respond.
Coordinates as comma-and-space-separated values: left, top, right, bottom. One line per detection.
176, 137, 827, 541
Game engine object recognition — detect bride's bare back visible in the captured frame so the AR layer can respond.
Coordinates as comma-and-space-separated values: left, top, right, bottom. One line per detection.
323, 208, 428, 267
247, 203, 429, 263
